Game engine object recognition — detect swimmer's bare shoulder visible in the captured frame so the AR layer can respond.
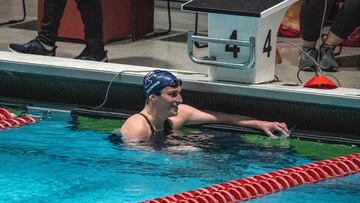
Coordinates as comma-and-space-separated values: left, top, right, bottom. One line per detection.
120, 114, 150, 141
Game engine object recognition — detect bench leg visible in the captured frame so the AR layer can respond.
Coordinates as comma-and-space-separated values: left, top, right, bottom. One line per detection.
145, 0, 172, 38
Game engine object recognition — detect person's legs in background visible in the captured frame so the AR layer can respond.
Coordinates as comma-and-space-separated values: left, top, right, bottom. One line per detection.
8, 0, 67, 56
74, 0, 107, 62
8, 0, 107, 62
320, 0, 360, 71
298, 0, 336, 71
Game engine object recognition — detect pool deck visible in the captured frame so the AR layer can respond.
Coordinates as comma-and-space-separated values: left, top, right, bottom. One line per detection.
0, 0, 359, 87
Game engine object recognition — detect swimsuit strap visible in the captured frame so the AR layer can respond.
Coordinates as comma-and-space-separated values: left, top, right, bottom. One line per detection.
164, 119, 173, 132
139, 113, 156, 136
138, 113, 173, 137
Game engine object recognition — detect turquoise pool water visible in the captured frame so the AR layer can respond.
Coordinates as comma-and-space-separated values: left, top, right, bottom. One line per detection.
0, 109, 359, 203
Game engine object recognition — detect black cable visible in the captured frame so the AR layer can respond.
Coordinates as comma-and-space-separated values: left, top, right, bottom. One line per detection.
274, 75, 279, 82
278, 40, 343, 87
325, 73, 342, 87
0, 0, 26, 26
296, 69, 303, 84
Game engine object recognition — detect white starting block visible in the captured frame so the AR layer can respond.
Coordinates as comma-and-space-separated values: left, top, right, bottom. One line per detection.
182, 0, 296, 84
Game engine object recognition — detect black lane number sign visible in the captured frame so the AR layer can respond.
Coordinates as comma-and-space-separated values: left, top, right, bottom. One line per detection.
263, 30, 272, 57
225, 30, 240, 58
225, 29, 272, 58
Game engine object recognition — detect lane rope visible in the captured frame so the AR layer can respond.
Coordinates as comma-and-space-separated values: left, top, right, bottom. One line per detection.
141, 153, 360, 203
0, 108, 36, 130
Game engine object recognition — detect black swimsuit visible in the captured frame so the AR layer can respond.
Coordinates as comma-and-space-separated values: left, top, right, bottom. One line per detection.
139, 113, 173, 137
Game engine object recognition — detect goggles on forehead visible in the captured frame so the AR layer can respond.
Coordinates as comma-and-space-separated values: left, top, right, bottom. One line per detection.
151, 79, 182, 96
168, 79, 182, 87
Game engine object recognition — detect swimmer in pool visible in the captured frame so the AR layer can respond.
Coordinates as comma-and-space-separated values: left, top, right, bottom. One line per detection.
120, 70, 289, 143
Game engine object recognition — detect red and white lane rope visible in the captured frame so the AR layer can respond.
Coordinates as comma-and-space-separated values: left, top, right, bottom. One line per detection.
0, 108, 36, 130
141, 153, 360, 203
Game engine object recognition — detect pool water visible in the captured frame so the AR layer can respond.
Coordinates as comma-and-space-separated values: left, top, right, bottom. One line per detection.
0, 110, 359, 203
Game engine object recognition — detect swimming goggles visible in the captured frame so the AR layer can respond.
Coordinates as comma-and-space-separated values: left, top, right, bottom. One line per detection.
168, 79, 182, 87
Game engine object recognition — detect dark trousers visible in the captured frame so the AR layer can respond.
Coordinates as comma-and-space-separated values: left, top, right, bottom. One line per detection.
39, 0, 104, 53
300, 0, 360, 41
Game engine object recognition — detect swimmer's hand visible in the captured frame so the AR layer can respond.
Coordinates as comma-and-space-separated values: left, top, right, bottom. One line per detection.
280, 132, 290, 138
258, 121, 289, 139
281, 125, 296, 138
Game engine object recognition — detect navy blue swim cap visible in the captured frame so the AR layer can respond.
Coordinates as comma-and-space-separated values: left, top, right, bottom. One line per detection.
143, 70, 182, 97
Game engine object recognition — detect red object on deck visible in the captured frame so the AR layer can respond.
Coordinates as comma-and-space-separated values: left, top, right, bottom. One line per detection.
37, 0, 154, 44
0, 108, 36, 130
277, 24, 300, 38
304, 75, 338, 89
141, 153, 360, 203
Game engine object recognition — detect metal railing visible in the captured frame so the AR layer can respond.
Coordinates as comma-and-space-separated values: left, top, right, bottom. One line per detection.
187, 32, 256, 69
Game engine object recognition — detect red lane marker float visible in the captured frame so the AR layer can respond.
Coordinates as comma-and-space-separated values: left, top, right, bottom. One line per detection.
0, 120, 12, 128
0, 108, 12, 119
0, 108, 36, 130
141, 153, 360, 203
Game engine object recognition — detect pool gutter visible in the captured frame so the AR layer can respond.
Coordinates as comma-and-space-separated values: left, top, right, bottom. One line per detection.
0, 51, 359, 138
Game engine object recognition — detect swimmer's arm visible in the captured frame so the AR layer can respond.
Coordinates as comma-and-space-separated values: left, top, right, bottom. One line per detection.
173, 104, 288, 138
173, 104, 253, 126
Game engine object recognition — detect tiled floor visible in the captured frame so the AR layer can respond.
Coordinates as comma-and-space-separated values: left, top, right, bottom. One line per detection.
0, 0, 359, 88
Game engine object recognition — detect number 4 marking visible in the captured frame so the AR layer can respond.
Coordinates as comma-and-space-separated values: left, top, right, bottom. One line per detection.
263, 30, 272, 57
225, 30, 240, 58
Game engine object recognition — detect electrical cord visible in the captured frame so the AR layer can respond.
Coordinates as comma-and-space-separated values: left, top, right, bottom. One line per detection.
278, 40, 323, 76
278, 0, 342, 87
93, 70, 151, 110
296, 69, 303, 84
0, 0, 26, 26
324, 73, 341, 87
93, 69, 208, 110
274, 75, 279, 82
278, 40, 342, 87
319, 0, 328, 48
